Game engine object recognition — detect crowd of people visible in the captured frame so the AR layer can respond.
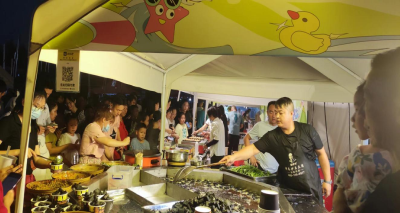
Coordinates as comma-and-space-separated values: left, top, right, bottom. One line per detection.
0, 48, 399, 212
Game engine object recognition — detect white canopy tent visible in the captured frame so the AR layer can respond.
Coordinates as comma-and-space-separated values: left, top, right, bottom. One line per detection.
18, 0, 390, 211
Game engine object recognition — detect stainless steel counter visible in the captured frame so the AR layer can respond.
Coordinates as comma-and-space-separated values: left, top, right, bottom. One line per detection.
85, 166, 326, 213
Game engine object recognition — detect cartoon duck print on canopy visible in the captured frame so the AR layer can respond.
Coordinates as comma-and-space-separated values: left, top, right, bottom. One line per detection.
272, 10, 345, 55
43, 0, 400, 58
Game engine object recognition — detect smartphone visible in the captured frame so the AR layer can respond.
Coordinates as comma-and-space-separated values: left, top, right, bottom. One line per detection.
2, 172, 22, 196
169, 124, 173, 130
186, 122, 190, 127
48, 122, 58, 127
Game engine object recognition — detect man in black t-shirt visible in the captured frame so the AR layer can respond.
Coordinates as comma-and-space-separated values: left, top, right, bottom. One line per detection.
221, 97, 332, 202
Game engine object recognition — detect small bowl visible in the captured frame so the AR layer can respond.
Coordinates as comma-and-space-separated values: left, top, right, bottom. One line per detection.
51, 192, 69, 205
34, 201, 52, 208
55, 203, 72, 212
74, 186, 89, 199
50, 163, 64, 173
31, 206, 48, 213
31, 197, 48, 208
89, 200, 106, 213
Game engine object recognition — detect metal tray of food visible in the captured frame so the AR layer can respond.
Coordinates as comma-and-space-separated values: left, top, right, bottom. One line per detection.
221, 168, 277, 185
106, 188, 145, 213
142, 201, 178, 213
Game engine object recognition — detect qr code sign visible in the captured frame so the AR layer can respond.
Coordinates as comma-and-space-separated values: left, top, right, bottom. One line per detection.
62, 66, 73, 82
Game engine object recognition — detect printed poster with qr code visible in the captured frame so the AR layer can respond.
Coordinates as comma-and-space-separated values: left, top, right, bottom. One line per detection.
56, 50, 80, 93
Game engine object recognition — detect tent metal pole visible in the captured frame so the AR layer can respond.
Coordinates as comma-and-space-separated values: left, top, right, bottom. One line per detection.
192, 93, 198, 132
160, 72, 167, 154
15, 50, 40, 213
205, 100, 209, 123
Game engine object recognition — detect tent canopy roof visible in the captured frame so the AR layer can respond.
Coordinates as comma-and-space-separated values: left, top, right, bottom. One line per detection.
35, 0, 389, 103
40, 49, 370, 103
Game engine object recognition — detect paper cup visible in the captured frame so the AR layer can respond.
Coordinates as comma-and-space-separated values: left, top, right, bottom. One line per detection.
31, 198, 47, 209
50, 163, 63, 173
260, 190, 279, 211
75, 186, 89, 200
31, 206, 48, 213
52, 192, 68, 205
89, 200, 106, 213
34, 201, 52, 208
0, 154, 17, 169
195, 206, 211, 213
82, 200, 92, 211
55, 203, 72, 212
101, 199, 114, 213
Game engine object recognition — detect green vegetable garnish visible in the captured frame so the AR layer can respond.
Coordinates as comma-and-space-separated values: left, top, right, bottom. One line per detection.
230, 165, 271, 177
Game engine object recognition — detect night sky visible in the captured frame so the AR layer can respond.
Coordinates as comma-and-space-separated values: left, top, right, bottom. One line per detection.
0, 0, 46, 47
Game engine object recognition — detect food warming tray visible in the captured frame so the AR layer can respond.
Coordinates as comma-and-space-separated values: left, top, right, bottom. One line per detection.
221, 168, 277, 185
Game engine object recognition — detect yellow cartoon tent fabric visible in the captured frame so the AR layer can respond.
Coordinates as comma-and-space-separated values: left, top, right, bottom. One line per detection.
41, 0, 400, 58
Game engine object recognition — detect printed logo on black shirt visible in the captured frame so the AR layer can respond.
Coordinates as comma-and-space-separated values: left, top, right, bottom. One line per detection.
285, 153, 305, 177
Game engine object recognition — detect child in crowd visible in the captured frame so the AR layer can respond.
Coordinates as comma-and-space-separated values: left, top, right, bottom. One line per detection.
175, 112, 188, 144
130, 112, 149, 138
129, 123, 150, 151
333, 82, 393, 213
58, 116, 81, 166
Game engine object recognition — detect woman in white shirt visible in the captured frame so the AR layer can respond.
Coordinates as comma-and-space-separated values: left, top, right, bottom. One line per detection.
204, 107, 225, 165
175, 112, 188, 144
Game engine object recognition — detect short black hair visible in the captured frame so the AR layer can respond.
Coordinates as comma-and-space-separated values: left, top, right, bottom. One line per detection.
275, 97, 293, 109
177, 112, 186, 120
0, 79, 7, 93
135, 122, 147, 131
137, 111, 148, 123
207, 106, 219, 118
112, 95, 127, 107
167, 108, 173, 113
267, 101, 276, 110
65, 115, 78, 124
181, 99, 189, 107
128, 105, 138, 112
128, 94, 137, 102
66, 94, 77, 103
43, 80, 55, 90
153, 111, 161, 121
47, 99, 58, 112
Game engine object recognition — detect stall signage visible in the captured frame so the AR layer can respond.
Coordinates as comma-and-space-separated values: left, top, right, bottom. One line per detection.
56, 50, 80, 93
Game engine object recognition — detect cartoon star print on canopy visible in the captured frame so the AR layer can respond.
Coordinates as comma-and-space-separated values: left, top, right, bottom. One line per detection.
43, 0, 400, 58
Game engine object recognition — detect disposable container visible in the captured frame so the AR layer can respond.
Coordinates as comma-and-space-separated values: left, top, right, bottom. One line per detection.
107, 165, 135, 190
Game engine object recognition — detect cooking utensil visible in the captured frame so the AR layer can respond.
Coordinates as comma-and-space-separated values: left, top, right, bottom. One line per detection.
5, 146, 10, 157
173, 161, 227, 182
165, 150, 191, 163
37, 155, 52, 161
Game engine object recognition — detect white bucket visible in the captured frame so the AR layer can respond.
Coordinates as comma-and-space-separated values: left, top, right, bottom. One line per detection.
0, 154, 17, 169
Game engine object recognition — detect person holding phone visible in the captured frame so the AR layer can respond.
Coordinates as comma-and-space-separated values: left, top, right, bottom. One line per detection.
175, 113, 188, 144
0, 91, 53, 187
0, 164, 22, 213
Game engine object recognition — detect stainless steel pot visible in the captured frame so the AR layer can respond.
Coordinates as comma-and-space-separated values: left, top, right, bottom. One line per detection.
166, 150, 191, 162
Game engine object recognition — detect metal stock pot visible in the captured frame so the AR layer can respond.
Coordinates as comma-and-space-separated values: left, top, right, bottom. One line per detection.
165, 150, 191, 163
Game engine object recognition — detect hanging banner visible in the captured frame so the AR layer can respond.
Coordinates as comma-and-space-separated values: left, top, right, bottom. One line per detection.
56, 50, 80, 93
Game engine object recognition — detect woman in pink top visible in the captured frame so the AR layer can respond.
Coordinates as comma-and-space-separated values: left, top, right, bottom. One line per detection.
79, 106, 130, 164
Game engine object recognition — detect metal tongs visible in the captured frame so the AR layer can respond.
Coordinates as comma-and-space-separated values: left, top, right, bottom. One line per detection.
173, 160, 227, 182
